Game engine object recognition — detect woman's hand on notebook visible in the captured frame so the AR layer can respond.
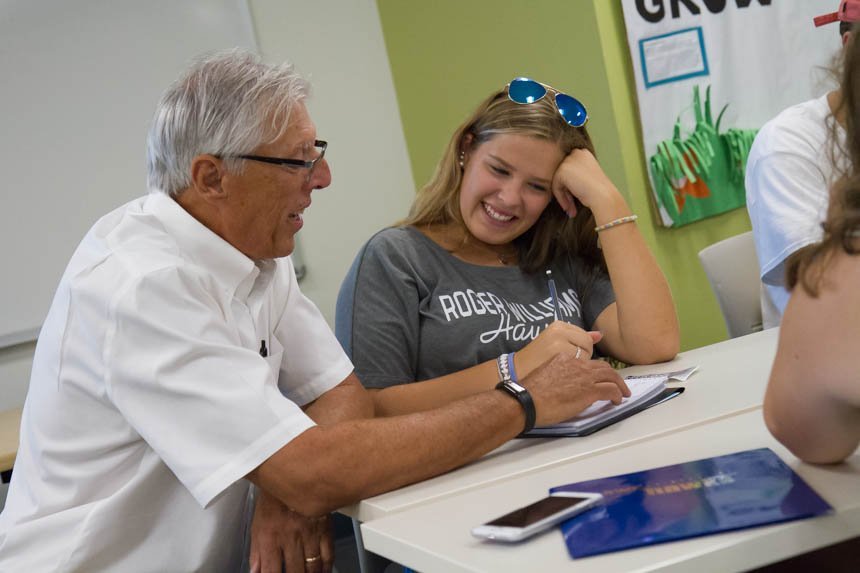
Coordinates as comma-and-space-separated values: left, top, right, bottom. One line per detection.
513, 321, 602, 380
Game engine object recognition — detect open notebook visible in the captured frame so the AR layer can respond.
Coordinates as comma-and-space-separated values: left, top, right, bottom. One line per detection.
523, 366, 697, 437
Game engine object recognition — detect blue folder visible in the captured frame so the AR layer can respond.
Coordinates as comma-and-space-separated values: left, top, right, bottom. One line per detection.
551, 448, 833, 558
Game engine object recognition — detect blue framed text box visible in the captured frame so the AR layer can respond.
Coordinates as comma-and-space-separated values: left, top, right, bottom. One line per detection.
639, 27, 709, 89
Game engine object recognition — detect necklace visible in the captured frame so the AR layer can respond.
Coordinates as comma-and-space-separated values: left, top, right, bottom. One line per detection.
497, 251, 515, 265
433, 225, 516, 266
476, 243, 517, 266
446, 244, 516, 266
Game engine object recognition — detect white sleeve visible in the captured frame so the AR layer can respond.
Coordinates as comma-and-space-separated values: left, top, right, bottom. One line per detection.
745, 149, 828, 287
272, 258, 354, 406
104, 266, 318, 508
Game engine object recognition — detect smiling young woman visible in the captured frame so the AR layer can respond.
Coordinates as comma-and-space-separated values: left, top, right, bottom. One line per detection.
336, 77, 680, 418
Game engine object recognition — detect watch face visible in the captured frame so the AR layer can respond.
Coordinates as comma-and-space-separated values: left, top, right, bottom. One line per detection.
507, 381, 526, 393
496, 378, 536, 434
497, 380, 526, 396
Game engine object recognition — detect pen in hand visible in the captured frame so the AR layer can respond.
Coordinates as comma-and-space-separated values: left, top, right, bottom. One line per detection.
546, 269, 561, 321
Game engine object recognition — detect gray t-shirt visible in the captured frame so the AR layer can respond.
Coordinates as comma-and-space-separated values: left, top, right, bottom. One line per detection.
335, 226, 615, 389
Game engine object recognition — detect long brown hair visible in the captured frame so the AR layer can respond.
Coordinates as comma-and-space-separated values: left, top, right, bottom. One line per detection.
786, 31, 860, 294
401, 83, 606, 274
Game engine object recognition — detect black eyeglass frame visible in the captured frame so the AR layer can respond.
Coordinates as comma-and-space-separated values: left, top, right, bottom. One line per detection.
224, 139, 327, 170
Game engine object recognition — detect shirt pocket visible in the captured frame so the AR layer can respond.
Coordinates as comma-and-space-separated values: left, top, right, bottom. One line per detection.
264, 336, 285, 387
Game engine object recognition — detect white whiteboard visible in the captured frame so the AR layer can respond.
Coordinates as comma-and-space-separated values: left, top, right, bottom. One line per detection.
0, 0, 258, 346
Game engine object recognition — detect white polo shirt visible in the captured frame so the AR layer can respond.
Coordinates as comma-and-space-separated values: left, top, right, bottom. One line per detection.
0, 192, 353, 572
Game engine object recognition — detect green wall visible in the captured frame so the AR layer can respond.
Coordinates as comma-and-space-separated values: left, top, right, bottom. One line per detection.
377, 0, 752, 351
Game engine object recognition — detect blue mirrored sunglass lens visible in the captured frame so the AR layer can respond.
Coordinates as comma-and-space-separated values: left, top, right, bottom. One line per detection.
508, 78, 547, 104
554, 93, 587, 127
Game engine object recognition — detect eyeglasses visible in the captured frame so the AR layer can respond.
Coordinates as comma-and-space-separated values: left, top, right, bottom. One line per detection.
225, 139, 328, 171
507, 78, 588, 128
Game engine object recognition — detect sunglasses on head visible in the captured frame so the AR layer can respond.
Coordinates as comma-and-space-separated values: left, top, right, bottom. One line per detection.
506, 77, 588, 128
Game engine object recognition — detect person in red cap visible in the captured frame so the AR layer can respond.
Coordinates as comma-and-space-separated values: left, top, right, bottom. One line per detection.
813, 0, 860, 31
764, 11, 860, 464
745, 1, 856, 329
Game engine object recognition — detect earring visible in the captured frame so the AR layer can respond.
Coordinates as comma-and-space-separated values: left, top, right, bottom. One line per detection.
458, 151, 465, 168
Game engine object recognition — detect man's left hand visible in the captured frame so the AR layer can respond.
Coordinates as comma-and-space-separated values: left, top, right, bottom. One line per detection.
249, 489, 333, 573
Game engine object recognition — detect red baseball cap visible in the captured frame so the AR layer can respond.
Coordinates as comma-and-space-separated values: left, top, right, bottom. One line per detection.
815, 0, 860, 27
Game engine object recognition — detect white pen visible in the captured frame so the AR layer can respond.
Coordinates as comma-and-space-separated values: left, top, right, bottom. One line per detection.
546, 269, 561, 321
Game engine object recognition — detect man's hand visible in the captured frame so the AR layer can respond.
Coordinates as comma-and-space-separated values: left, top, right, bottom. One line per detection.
520, 352, 631, 427
249, 489, 333, 573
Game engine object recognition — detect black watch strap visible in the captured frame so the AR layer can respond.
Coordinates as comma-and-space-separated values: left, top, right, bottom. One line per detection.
495, 379, 536, 435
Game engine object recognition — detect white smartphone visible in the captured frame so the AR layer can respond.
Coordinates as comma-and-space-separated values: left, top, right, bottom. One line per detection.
471, 491, 603, 543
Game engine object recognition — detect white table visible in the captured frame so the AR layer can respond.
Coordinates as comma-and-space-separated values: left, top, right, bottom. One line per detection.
341, 328, 779, 523
361, 409, 860, 572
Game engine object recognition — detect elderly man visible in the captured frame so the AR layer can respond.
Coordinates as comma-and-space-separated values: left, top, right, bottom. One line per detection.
0, 50, 628, 572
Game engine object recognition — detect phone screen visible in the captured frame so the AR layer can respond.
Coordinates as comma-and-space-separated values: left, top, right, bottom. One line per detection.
485, 496, 593, 528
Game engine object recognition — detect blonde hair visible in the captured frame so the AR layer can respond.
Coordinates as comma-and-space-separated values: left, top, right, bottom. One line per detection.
402, 84, 605, 274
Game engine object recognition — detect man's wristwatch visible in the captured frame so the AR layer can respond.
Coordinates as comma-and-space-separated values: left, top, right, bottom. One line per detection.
495, 379, 536, 435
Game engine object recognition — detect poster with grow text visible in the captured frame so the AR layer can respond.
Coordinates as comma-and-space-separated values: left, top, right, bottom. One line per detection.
620, 0, 840, 227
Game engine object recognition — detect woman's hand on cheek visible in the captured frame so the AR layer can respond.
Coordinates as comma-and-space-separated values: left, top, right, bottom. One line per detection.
552, 148, 620, 217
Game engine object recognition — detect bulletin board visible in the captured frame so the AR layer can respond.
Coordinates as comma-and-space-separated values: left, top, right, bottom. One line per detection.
620, 0, 840, 227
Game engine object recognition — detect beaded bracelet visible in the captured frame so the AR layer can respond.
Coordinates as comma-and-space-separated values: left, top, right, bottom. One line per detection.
594, 214, 638, 233
496, 354, 510, 383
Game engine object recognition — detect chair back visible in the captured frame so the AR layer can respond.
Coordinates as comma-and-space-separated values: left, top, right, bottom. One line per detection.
698, 231, 764, 338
